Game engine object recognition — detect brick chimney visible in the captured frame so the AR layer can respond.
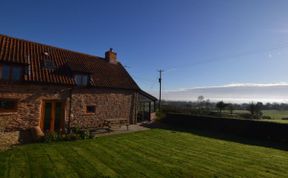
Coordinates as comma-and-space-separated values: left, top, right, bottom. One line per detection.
105, 48, 117, 64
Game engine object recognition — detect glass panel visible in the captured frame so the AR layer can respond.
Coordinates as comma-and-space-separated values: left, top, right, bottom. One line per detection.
151, 102, 154, 112
75, 75, 82, 85
12, 66, 22, 81
75, 74, 88, 86
2, 65, 10, 80
44, 102, 52, 131
54, 102, 62, 131
145, 103, 149, 112
82, 75, 88, 85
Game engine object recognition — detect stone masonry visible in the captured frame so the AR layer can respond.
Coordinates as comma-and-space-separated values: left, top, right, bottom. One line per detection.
0, 83, 137, 132
69, 88, 135, 128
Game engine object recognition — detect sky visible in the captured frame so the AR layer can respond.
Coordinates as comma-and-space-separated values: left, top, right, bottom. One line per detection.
1, 0, 288, 103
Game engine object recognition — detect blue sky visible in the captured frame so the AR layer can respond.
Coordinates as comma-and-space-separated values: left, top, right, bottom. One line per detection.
1, 0, 288, 102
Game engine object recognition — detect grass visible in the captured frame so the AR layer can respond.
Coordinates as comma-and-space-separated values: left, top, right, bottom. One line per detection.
262, 110, 288, 119
1, 129, 288, 178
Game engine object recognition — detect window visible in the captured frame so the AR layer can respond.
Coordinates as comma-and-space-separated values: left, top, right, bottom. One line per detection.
86, 105, 96, 113
75, 74, 89, 86
2, 65, 10, 80
0, 64, 23, 81
42, 59, 55, 69
0, 99, 18, 112
12, 66, 22, 81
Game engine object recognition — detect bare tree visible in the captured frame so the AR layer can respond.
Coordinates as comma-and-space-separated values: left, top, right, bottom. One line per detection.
197, 96, 204, 103
247, 102, 263, 119
227, 104, 234, 114
216, 101, 227, 114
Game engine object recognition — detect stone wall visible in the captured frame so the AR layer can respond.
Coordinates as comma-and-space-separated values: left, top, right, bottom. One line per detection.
0, 84, 69, 131
0, 131, 20, 151
0, 83, 137, 131
69, 88, 135, 128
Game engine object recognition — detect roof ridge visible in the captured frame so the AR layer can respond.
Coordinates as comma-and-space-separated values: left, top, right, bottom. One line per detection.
0, 34, 105, 61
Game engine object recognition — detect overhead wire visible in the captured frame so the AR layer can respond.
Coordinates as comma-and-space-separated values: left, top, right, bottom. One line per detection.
164, 41, 288, 72
125, 41, 288, 91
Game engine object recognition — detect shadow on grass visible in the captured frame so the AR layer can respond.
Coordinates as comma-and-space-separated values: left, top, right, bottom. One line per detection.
140, 121, 288, 152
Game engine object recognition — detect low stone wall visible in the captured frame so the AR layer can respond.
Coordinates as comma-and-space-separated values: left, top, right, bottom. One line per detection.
150, 112, 157, 121
0, 113, 18, 132
0, 111, 20, 149
0, 131, 20, 151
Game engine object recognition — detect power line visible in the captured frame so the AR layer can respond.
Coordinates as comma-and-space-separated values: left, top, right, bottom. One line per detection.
164, 41, 288, 72
127, 41, 288, 97
131, 75, 158, 91
152, 42, 288, 97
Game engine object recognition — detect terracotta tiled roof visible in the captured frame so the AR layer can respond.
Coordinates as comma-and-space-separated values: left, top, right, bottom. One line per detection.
0, 34, 140, 90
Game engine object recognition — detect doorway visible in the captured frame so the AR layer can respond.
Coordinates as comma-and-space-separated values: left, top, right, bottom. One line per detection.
41, 100, 65, 132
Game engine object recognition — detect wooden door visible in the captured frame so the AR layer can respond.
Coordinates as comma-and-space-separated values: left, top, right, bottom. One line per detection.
41, 100, 65, 132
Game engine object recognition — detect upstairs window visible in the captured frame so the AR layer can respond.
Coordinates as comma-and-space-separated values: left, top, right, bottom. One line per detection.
0, 99, 18, 112
42, 58, 55, 70
0, 64, 23, 81
75, 74, 89, 86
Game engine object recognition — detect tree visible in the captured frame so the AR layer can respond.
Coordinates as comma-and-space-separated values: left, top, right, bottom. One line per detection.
204, 99, 211, 111
227, 103, 234, 115
197, 96, 204, 102
197, 96, 205, 112
247, 102, 263, 119
216, 101, 227, 114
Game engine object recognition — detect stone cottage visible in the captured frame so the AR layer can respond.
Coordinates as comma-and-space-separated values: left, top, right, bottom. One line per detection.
0, 34, 156, 133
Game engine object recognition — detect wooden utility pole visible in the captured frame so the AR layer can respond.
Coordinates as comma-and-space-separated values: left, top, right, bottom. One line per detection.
158, 70, 163, 110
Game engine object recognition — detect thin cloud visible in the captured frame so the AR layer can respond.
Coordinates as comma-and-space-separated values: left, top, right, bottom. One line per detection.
148, 82, 288, 103
268, 52, 273, 58
162, 82, 288, 92
223, 82, 288, 88
271, 29, 288, 34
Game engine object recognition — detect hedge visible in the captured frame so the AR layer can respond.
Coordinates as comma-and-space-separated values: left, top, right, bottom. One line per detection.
163, 113, 288, 143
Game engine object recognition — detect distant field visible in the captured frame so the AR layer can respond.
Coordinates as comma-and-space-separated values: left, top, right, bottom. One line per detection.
262, 110, 288, 120
1, 129, 288, 178
232, 109, 288, 119
223, 110, 288, 124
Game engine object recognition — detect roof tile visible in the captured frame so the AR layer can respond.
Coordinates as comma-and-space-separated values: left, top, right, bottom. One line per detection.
0, 34, 139, 90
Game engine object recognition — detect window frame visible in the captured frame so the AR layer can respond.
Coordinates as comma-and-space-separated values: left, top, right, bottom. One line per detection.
0, 64, 24, 82
86, 105, 96, 113
0, 98, 18, 112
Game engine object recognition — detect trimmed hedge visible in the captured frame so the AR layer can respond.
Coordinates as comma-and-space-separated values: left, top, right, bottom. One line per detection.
163, 113, 288, 143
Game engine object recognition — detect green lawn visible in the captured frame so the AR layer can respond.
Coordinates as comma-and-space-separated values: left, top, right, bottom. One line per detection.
1, 129, 288, 178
